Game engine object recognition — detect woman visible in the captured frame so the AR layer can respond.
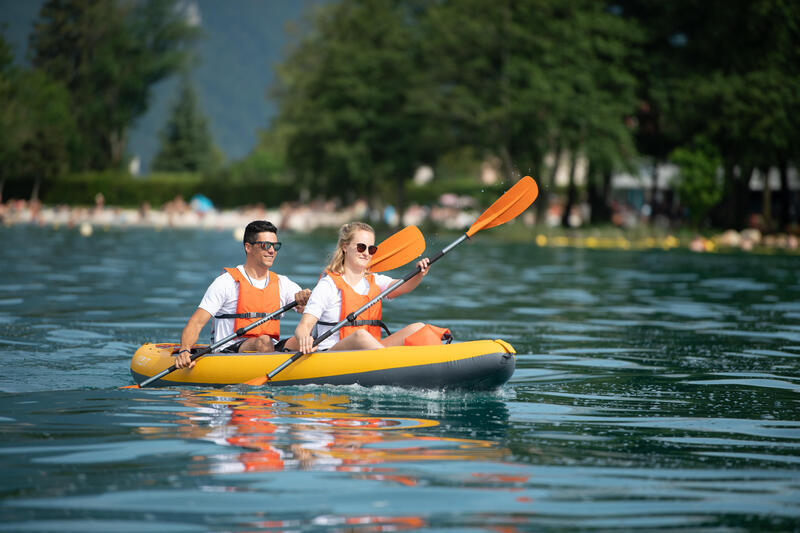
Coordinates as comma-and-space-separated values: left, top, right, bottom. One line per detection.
295, 222, 430, 354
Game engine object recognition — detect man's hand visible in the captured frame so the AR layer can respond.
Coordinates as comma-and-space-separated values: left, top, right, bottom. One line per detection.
175, 347, 194, 369
294, 289, 312, 313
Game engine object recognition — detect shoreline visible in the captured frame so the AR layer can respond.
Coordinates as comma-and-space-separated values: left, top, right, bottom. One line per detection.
2, 199, 797, 255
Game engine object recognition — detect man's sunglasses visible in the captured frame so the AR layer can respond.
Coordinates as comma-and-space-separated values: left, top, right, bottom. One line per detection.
249, 241, 282, 251
355, 242, 378, 255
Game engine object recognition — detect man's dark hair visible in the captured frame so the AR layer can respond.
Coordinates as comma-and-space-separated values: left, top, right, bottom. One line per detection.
243, 220, 278, 245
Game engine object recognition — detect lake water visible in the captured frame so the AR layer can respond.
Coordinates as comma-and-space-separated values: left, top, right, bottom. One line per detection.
1, 225, 799, 531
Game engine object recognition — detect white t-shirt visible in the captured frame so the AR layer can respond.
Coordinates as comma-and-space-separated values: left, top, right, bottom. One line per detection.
198, 265, 302, 349
304, 273, 395, 351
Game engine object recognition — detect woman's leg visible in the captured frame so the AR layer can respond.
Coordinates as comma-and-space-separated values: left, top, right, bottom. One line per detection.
330, 329, 383, 351
282, 335, 299, 352
380, 322, 425, 347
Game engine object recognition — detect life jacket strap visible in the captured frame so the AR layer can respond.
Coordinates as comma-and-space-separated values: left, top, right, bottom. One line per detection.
317, 319, 391, 336
215, 312, 281, 319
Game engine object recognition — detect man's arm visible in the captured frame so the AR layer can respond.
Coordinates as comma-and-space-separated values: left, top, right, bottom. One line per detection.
176, 308, 212, 368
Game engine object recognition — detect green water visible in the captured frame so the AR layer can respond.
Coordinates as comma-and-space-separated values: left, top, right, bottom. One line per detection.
0, 226, 798, 531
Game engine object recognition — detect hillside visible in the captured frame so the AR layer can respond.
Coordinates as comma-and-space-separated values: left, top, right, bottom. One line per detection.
0, 0, 324, 173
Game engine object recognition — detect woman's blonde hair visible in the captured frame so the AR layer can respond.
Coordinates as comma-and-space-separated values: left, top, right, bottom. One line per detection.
325, 222, 375, 275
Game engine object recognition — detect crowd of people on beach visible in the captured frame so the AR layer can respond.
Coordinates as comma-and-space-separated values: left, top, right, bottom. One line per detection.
0, 195, 471, 233
1, 195, 797, 254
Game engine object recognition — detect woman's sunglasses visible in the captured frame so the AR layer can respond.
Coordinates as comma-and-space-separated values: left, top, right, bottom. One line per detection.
249, 241, 282, 251
355, 242, 378, 255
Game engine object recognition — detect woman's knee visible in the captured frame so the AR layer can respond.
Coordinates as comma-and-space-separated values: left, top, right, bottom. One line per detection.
407, 322, 425, 333
353, 329, 376, 343
345, 329, 381, 349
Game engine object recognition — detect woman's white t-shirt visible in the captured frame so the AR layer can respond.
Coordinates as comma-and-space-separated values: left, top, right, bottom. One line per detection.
198, 265, 302, 349
304, 273, 395, 351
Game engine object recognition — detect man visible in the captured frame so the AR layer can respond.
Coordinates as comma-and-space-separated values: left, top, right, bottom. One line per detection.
176, 220, 311, 369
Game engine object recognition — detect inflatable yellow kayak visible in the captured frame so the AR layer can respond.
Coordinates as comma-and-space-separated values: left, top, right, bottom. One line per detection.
130, 339, 515, 390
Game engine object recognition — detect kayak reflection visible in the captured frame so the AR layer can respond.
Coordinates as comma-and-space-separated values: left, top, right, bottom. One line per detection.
152, 390, 509, 475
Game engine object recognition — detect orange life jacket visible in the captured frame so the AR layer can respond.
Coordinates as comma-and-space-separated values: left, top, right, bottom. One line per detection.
326, 271, 383, 341
220, 267, 281, 339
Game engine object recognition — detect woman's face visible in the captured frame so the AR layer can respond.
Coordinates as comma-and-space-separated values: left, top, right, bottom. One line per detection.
343, 229, 376, 271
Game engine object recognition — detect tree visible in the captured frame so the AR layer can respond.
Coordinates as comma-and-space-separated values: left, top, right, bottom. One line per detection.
1, 31, 77, 201
13, 72, 78, 200
671, 138, 723, 227
273, 0, 435, 212
620, 0, 800, 229
421, 0, 639, 224
0, 29, 17, 198
30, 0, 199, 171
152, 77, 222, 173
0, 26, 11, 71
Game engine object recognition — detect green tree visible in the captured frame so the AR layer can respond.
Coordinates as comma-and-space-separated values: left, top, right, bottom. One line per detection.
12, 71, 78, 200
420, 0, 639, 225
621, 0, 800, 229
152, 78, 222, 173
273, 0, 641, 220
0, 26, 11, 71
30, 0, 198, 171
671, 138, 723, 227
0, 33, 19, 200
273, 0, 435, 211
1, 31, 77, 200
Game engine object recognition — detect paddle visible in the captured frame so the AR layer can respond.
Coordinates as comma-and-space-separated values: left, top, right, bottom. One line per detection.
124, 300, 299, 389
367, 225, 425, 272
257, 176, 539, 384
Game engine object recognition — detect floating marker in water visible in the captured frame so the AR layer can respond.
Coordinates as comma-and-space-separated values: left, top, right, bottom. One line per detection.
79, 222, 93, 237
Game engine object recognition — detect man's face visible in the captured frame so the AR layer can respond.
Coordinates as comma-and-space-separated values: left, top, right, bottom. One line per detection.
245, 231, 280, 269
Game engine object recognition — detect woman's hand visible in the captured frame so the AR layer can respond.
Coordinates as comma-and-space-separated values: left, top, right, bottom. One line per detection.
417, 257, 430, 276
296, 334, 317, 354
294, 313, 319, 355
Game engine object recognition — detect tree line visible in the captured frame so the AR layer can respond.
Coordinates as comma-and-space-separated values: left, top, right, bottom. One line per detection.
2, 0, 799, 230
272, 0, 800, 230
0, 1, 203, 198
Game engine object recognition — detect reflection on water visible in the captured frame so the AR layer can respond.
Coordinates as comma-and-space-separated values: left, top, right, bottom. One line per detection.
0, 388, 513, 532
153, 391, 504, 477
0, 226, 799, 530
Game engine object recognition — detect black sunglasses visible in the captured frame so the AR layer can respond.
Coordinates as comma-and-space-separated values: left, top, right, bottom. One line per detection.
355, 242, 378, 255
249, 241, 282, 251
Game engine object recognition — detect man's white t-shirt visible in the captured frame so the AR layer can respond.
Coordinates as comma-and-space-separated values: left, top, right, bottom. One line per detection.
198, 265, 301, 349
304, 273, 395, 351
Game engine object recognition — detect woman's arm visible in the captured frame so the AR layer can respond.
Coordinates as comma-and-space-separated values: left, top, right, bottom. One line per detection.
387, 258, 430, 298
294, 312, 319, 354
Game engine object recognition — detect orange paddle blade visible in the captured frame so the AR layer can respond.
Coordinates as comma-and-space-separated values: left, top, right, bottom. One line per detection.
368, 225, 426, 272
466, 176, 539, 237
119, 384, 140, 389
243, 375, 268, 386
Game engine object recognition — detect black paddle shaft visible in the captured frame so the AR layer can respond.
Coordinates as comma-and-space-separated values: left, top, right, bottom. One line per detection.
137, 300, 298, 388
266, 234, 469, 381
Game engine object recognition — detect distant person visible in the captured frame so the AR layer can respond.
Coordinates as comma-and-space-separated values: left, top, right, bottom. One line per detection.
294, 221, 430, 354
176, 220, 311, 368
